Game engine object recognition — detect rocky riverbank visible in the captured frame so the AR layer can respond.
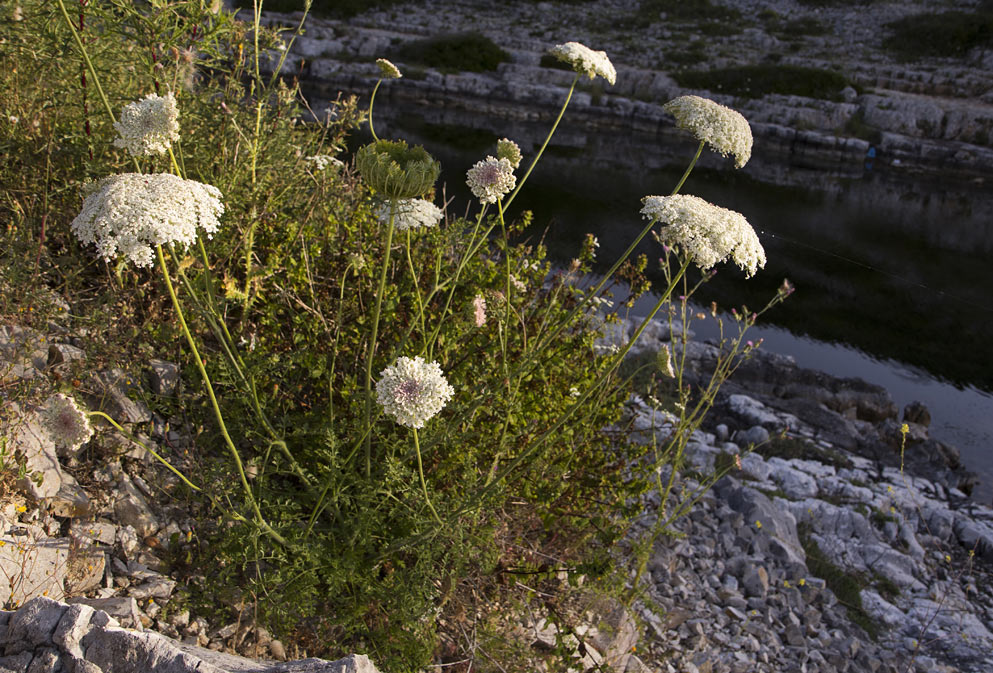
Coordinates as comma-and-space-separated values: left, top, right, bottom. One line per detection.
2, 299, 992, 672
601, 318, 993, 673
258, 0, 993, 179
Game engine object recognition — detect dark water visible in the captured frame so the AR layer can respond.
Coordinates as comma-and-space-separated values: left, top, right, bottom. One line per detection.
355, 103, 993, 502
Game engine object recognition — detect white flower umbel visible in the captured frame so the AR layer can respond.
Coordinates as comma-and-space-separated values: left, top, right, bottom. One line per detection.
41, 394, 93, 453
641, 194, 766, 277
496, 138, 522, 169
305, 155, 344, 171
376, 58, 402, 79
71, 173, 223, 268
376, 356, 454, 429
113, 92, 180, 157
549, 42, 616, 85
376, 198, 444, 231
466, 156, 516, 204
663, 95, 753, 169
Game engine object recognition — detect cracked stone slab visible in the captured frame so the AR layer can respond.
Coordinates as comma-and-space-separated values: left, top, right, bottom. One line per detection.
0, 598, 382, 673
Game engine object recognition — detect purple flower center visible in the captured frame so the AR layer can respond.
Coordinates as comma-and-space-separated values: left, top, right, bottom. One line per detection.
395, 379, 422, 404
478, 164, 502, 185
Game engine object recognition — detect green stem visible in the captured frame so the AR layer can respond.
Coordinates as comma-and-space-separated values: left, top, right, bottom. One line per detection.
364, 203, 397, 477
54, 0, 140, 172
87, 411, 200, 492
459, 257, 692, 518
404, 229, 427, 349
671, 141, 704, 197
155, 245, 287, 547
368, 79, 383, 142
424, 209, 494, 360
503, 75, 579, 212
498, 199, 511, 375
501, 140, 705, 377
413, 428, 442, 525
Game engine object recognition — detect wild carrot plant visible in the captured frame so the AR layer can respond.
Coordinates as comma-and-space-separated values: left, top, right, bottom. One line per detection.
0, 2, 792, 669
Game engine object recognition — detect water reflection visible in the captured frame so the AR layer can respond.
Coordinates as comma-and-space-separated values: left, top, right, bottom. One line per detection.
365, 105, 993, 394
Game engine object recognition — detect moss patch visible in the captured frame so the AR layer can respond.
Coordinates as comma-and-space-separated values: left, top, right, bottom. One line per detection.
884, 10, 993, 59
673, 64, 851, 101
392, 32, 510, 73
798, 524, 880, 640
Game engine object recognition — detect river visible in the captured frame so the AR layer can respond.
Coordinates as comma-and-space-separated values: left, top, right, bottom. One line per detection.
350, 101, 993, 503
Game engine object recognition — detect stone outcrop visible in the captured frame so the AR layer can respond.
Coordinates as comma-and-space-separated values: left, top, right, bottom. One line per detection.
623, 392, 993, 673
0, 597, 381, 673
257, 0, 993, 179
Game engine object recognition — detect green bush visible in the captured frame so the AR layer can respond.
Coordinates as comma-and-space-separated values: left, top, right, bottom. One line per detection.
883, 10, 993, 59
0, 4, 629, 669
639, 0, 741, 23
392, 32, 510, 73
673, 64, 852, 100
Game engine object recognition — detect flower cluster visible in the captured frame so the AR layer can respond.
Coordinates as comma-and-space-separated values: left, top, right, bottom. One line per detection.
496, 138, 522, 169
641, 194, 766, 277
472, 295, 487, 327
376, 198, 444, 231
376, 58, 402, 79
663, 95, 753, 169
41, 394, 93, 453
549, 42, 616, 85
376, 356, 454, 429
466, 156, 516, 204
113, 92, 180, 157
305, 155, 344, 171
71, 173, 223, 268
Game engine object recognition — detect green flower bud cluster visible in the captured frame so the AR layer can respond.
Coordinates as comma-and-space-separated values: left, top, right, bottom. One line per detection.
355, 140, 440, 200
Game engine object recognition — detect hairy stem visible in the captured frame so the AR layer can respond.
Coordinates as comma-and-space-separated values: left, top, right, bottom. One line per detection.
363, 203, 397, 477
156, 245, 287, 547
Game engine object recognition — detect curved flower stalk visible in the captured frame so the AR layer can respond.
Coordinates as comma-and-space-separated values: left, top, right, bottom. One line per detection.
113, 92, 180, 157
641, 194, 766, 277
663, 95, 753, 168
70, 174, 286, 547
377, 356, 454, 523
367, 58, 403, 142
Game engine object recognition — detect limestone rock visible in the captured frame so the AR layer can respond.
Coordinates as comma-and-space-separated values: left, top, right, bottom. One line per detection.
0, 325, 48, 382
0, 598, 383, 672
0, 537, 70, 606
113, 475, 159, 538
6, 409, 63, 501
86, 369, 152, 425
147, 360, 180, 397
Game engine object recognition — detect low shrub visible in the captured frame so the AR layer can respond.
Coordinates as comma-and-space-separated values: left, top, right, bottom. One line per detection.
883, 10, 993, 59
638, 0, 742, 23
673, 64, 852, 101
392, 32, 510, 73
